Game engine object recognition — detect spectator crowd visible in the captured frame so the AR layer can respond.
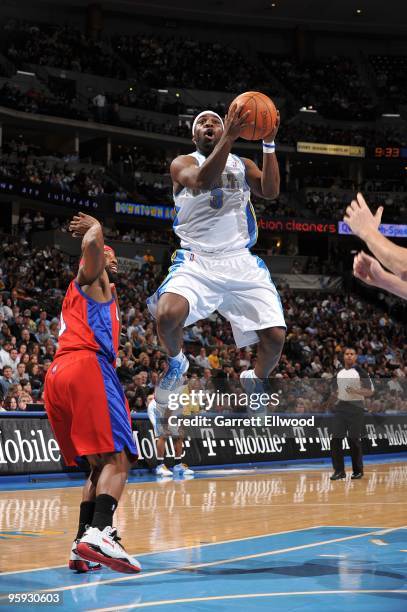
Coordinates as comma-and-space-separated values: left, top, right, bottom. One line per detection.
0, 232, 405, 414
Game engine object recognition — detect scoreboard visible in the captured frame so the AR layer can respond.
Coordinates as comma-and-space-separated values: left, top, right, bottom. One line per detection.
373, 146, 407, 159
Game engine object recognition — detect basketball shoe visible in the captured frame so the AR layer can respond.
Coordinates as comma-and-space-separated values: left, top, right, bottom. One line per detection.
77, 526, 141, 574
155, 353, 189, 404
240, 369, 263, 392
155, 464, 173, 477
173, 463, 194, 477
69, 539, 102, 572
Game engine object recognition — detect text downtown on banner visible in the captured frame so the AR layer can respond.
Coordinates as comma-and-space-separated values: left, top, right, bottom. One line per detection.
0, 414, 406, 475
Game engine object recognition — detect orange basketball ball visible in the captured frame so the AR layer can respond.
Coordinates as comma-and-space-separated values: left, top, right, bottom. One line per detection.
229, 91, 277, 140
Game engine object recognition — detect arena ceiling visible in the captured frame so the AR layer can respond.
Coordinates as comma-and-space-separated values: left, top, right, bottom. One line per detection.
41, 0, 407, 33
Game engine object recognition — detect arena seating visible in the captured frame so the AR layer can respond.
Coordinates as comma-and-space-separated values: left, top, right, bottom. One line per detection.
0, 233, 405, 412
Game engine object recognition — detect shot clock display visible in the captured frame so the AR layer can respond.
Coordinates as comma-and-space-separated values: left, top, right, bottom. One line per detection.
373, 146, 407, 159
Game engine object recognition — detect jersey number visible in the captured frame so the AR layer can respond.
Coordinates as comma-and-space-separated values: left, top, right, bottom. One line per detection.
210, 188, 224, 210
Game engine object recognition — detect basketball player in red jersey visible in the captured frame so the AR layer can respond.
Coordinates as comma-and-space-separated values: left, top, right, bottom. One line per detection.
44, 212, 141, 574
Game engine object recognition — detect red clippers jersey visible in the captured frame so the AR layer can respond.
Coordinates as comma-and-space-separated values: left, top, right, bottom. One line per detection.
55, 280, 120, 363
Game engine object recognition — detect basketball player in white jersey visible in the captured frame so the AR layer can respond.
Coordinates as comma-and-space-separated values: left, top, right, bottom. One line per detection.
147, 104, 285, 406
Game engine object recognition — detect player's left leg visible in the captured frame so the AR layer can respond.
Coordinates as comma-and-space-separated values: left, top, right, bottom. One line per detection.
172, 436, 194, 477
253, 326, 286, 377
330, 406, 347, 480
218, 252, 286, 398
77, 449, 141, 574
239, 327, 285, 408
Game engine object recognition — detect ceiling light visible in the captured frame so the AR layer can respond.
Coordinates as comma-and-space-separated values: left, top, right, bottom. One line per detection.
300, 106, 317, 113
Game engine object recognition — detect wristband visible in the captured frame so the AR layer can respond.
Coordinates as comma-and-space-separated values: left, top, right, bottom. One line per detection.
263, 140, 276, 154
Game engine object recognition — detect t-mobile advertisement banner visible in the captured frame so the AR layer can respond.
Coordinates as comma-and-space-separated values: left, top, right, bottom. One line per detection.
0, 414, 406, 475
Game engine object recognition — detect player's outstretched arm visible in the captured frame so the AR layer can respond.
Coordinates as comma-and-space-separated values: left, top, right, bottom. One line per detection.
353, 251, 407, 300
241, 111, 280, 199
69, 212, 106, 286
170, 104, 251, 192
344, 193, 407, 280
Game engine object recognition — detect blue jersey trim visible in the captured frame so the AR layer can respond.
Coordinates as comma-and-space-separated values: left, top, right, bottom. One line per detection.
86, 298, 116, 363
245, 201, 258, 248
74, 281, 114, 306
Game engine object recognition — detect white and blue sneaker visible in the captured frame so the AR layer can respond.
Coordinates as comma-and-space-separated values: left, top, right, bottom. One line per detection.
155, 353, 189, 404
155, 464, 173, 477
240, 370, 265, 393
173, 463, 194, 477
240, 370, 268, 413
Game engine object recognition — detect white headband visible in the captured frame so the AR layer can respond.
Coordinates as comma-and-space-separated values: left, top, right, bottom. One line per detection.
192, 111, 224, 135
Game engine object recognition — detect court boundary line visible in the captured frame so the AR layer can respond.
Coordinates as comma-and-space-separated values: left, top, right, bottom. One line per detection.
0, 525, 324, 576
0, 524, 402, 577
2, 525, 405, 597
90, 589, 407, 611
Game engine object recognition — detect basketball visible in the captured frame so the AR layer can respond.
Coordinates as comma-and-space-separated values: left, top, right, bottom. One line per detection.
229, 91, 277, 140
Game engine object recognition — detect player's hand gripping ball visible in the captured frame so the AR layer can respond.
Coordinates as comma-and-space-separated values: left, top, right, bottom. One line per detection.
229, 91, 278, 140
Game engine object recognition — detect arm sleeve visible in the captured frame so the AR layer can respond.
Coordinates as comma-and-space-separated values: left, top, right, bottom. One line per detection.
357, 366, 374, 392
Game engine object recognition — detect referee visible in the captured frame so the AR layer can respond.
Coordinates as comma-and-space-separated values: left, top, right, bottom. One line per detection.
329, 347, 374, 481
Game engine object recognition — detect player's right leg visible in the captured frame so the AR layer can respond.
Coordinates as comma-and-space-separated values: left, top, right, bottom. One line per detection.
45, 351, 140, 574
147, 250, 222, 404
69, 463, 103, 572
77, 450, 141, 574
154, 435, 173, 477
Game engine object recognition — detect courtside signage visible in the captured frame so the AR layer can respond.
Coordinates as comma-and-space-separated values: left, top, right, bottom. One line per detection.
297, 142, 365, 158
114, 201, 175, 219
0, 415, 406, 474
339, 221, 407, 238
258, 218, 337, 233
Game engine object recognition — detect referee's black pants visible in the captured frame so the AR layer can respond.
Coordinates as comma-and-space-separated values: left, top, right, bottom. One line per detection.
330, 401, 365, 474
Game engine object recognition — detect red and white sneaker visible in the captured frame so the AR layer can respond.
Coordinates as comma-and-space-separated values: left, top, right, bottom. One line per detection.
69, 539, 102, 573
77, 526, 141, 574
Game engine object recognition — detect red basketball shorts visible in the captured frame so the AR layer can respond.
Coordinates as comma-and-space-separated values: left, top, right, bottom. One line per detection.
44, 350, 137, 466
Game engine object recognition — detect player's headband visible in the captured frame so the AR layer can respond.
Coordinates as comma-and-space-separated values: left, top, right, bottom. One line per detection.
192, 111, 224, 135
79, 245, 115, 266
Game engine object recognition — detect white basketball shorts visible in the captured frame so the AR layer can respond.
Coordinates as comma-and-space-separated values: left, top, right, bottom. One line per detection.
147, 249, 285, 348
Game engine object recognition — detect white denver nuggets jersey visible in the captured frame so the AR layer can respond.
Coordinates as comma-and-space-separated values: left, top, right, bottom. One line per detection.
173, 151, 257, 254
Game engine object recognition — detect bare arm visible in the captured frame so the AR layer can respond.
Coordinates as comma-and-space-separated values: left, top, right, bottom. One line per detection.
360, 231, 407, 281
69, 213, 110, 299
242, 155, 280, 200
347, 387, 374, 398
344, 193, 407, 280
353, 251, 407, 300
242, 111, 281, 200
170, 105, 251, 192
373, 272, 407, 300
